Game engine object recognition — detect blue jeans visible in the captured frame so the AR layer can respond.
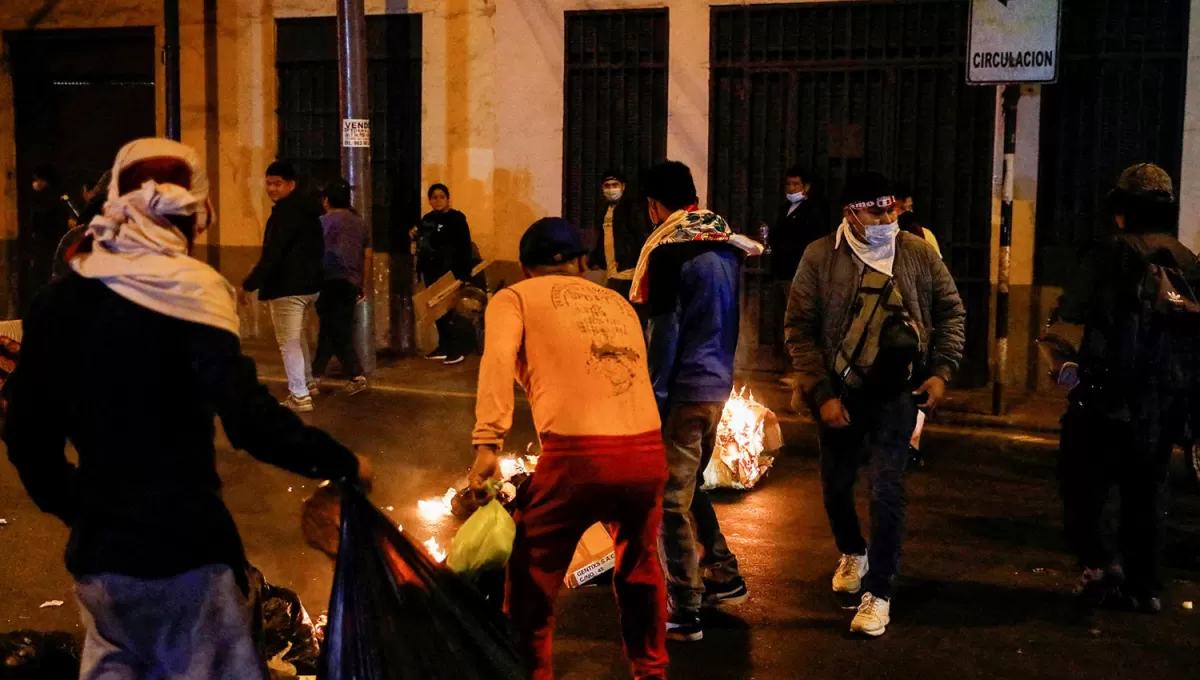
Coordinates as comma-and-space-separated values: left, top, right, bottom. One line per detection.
269, 294, 318, 398
75, 565, 265, 680
819, 391, 917, 599
659, 402, 742, 614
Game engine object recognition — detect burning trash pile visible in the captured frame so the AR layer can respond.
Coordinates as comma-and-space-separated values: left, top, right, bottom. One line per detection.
702, 388, 783, 491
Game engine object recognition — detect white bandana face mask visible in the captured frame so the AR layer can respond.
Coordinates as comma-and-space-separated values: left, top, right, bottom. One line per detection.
604, 188, 624, 203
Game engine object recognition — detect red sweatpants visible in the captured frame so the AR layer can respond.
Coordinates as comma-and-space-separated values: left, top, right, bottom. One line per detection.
505, 431, 669, 680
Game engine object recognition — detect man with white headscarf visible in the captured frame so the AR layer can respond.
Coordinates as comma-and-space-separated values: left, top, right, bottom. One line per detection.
2, 138, 371, 680
784, 171, 965, 637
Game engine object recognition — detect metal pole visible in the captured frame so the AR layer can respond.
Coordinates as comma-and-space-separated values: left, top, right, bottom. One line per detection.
164, 0, 181, 140
337, 0, 376, 374
993, 84, 1019, 416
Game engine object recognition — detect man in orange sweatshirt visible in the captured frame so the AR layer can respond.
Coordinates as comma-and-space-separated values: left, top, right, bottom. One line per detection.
469, 218, 669, 680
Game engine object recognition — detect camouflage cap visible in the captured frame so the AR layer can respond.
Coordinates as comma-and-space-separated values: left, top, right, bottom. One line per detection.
1116, 162, 1174, 199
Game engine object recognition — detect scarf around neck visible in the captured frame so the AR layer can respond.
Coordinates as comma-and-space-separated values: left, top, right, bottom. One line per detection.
836, 218, 899, 278
70, 180, 240, 336
629, 209, 764, 304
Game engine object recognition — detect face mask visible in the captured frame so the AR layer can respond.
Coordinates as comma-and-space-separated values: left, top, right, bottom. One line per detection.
786, 191, 805, 203
863, 221, 900, 247
604, 188, 623, 203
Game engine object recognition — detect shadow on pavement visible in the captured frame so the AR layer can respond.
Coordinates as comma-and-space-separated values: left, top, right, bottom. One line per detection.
901, 577, 1074, 628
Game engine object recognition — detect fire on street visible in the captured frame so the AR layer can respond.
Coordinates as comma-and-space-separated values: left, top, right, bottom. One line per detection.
3, 384, 1200, 679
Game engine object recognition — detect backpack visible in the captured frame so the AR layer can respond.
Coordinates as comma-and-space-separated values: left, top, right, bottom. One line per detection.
1120, 235, 1200, 390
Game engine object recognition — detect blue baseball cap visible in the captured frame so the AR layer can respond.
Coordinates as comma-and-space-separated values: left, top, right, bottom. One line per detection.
519, 217, 589, 267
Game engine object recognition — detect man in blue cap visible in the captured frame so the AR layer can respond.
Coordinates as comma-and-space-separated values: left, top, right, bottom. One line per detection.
469, 217, 669, 680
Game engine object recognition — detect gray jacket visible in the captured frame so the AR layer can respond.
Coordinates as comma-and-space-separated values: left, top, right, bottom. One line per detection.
783, 232, 967, 409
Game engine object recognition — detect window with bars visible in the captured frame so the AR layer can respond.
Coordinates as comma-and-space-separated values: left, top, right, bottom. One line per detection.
275, 16, 422, 254
1035, 0, 1190, 285
710, 1, 994, 384
563, 9, 668, 236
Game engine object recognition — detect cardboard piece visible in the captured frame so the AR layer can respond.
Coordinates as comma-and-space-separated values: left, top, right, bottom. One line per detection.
564, 523, 615, 588
411, 262, 494, 354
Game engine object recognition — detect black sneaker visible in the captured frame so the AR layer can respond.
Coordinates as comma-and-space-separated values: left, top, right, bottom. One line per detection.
443, 354, 466, 366
1106, 589, 1163, 614
703, 576, 749, 607
1073, 567, 1125, 612
425, 348, 448, 361
666, 612, 703, 642
908, 446, 924, 469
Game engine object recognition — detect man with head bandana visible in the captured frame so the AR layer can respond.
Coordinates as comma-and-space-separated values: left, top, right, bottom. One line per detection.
2, 138, 371, 680
784, 171, 965, 636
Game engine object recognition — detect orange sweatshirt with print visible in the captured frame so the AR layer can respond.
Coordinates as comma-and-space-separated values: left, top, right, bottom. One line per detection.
472, 275, 661, 448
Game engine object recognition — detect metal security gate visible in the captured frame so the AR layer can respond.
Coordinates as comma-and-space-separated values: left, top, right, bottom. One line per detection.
563, 9, 668, 235
276, 15, 422, 256
8, 28, 156, 316
711, 1, 994, 384
1035, 0, 1190, 285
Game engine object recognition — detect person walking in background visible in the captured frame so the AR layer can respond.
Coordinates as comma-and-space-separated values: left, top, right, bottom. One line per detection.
411, 183, 474, 366
784, 171, 965, 637
312, 179, 369, 396
769, 165, 828, 283
588, 169, 653, 303
893, 182, 942, 468
3, 138, 372, 680
470, 218, 668, 680
635, 161, 761, 642
21, 165, 72, 311
243, 161, 325, 413
894, 183, 941, 258
1052, 163, 1197, 615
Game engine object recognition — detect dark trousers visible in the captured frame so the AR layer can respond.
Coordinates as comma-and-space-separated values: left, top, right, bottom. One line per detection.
819, 390, 917, 599
1058, 398, 1180, 596
506, 432, 669, 680
659, 403, 742, 613
312, 279, 362, 378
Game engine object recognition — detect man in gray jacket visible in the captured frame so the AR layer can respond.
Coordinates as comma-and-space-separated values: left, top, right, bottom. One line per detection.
784, 172, 965, 637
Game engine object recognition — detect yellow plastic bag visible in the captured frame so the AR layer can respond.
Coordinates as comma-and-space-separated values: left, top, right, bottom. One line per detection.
446, 499, 516, 574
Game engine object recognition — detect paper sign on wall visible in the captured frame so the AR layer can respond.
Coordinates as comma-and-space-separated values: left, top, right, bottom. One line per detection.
342, 118, 370, 148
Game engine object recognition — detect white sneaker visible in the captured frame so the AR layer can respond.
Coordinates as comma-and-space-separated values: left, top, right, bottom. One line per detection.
832, 553, 869, 593
282, 395, 314, 413
850, 592, 890, 637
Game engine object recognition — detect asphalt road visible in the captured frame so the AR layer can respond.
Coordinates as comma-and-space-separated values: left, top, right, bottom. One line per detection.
3, 385, 1200, 679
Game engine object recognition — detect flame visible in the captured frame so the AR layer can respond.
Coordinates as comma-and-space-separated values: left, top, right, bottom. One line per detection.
709, 387, 771, 489
418, 488, 456, 520
423, 537, 447, 563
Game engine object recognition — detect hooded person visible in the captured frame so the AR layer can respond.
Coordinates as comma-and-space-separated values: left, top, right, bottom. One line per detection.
2, 138, 371, 680
783, 171, 965, 637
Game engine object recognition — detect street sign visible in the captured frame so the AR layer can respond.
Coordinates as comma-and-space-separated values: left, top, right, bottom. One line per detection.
341, 118, 370, 148
967, 0, 1062, 84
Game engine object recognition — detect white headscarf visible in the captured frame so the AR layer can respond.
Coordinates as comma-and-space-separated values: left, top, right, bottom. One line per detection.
836, 218, 900, 278
70, 139, 240, 336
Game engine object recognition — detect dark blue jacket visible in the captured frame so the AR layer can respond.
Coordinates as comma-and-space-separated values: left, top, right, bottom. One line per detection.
646, 243, 742, 412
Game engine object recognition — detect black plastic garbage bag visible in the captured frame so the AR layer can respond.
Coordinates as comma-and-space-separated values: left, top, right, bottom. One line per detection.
0, 630, 82, 679
248, 567, 323, 677
319, 486, 526, 680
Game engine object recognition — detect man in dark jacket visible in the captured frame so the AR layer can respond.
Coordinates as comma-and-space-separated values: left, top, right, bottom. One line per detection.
769, 165, 827, 282
636, 161, 762, 643
784, 172, 965, 637
1052, 163, 1197, 615
4, 138, 371, 680
589, 169, 652, 301
243, 161, 325, 412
